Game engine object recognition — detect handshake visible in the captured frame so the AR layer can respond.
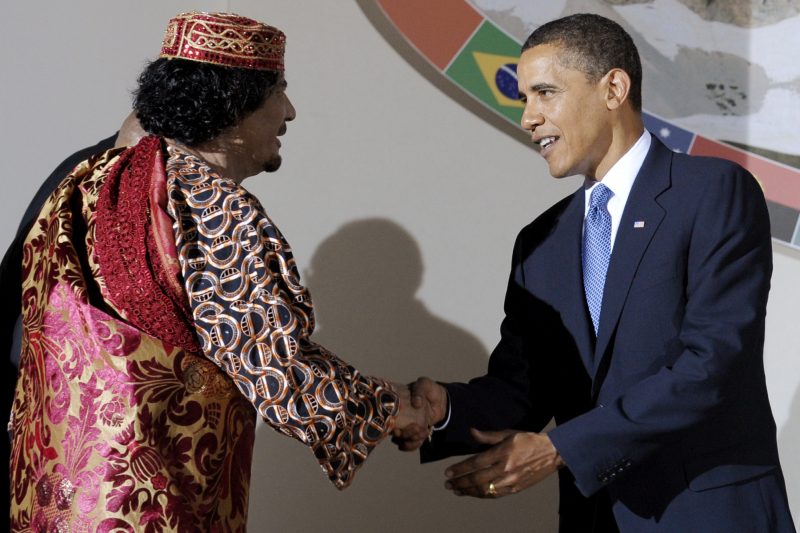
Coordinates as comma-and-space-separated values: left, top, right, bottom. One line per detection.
387, 377, 563, 500
390, 377, 448, 451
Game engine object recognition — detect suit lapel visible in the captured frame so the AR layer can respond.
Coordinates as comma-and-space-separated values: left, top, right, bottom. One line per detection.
551, 189, 596, 374
592, 139, 673, 384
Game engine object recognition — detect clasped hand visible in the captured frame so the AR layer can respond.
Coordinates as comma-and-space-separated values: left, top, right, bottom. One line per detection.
390, 381, 439, 449
390, 377, 448, 451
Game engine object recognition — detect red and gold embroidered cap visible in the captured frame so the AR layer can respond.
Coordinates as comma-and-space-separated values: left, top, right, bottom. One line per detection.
160, 12, 285, 71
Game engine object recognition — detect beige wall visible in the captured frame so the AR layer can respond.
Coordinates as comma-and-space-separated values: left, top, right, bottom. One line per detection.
2, 1, 797, 530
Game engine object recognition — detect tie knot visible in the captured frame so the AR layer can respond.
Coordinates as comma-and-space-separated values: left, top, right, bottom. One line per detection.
589, 183, 613, 209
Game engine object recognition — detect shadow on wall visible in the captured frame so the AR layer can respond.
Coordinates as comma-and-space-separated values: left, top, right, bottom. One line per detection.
779, 384, 800, 522
247, 218, 559, 532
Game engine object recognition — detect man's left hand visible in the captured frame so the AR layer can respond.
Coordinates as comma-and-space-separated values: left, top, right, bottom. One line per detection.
444, 429, 564, 498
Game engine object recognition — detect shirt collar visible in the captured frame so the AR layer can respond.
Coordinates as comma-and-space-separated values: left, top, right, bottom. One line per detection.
583, 129, 651, 211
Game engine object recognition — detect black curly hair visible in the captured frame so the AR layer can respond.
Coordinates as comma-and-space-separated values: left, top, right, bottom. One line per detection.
522, 13, 642, 111
133, 58, 281, 146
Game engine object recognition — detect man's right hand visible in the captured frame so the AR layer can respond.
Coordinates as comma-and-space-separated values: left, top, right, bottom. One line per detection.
392, 377, 448, 451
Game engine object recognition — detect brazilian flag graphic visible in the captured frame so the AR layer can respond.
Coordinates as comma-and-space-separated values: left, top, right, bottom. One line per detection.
446, 22, 524, 123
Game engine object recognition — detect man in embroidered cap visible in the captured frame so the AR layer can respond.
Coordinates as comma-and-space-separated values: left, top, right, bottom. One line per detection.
8, 12, 430, 532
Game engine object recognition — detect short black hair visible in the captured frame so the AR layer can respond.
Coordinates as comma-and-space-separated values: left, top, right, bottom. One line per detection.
522, 13, 642, 111
133, 58, 280, 146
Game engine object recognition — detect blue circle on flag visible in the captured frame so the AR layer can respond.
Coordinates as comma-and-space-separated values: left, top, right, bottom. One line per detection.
495, 63, 518, 100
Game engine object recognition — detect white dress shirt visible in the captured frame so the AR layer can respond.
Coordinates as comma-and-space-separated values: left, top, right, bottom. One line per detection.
583, 130, 651, 251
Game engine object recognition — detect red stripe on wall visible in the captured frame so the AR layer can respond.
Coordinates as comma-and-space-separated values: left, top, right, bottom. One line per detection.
690, 136, 800, 211
376, 0, 483, 70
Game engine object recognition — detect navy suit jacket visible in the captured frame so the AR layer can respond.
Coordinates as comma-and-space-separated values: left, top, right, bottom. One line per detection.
424, 136, 795, 532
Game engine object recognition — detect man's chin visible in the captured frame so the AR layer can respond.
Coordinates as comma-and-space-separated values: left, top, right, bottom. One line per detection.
547, 162, 576, 180
263, 155, 282, 173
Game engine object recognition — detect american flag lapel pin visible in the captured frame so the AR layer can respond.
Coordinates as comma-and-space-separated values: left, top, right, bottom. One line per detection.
634, 220, 645, 228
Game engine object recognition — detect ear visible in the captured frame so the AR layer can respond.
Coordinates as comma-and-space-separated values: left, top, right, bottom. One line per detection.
603, 68, 631, 110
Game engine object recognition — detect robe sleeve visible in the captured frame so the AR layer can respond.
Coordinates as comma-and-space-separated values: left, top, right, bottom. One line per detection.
166, 164, 397, 489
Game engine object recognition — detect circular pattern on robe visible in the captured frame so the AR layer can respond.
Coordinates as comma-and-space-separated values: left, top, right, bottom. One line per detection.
189, 181, 219, 205
286, 363, 314, 393
199, 204, 228, 236
243, 256, 267, 284
238, 306, 268, 339
177, 212, 197, 241
166, 147, 399, 489
225, 195, 256, 223
241, 340, 272, 371
316, 379, 345, 411
233, 224, 261, 252
208, 315, 240, 349
270, 334, 298, 361
255, 368, 289, 402
230, 373, 256, 399
194, 300, 224, 321
185, 243, 209, 271
261, 404, 290, 426
187, 272, 218, 303
219, 267, 248, 300
216, 350, 243, 376
305, 416, 335, 444
265, 302, 294, 329
209, 235, 239, 267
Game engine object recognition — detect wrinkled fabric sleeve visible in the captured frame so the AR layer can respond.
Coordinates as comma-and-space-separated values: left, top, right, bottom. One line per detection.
167, 164, 397, 489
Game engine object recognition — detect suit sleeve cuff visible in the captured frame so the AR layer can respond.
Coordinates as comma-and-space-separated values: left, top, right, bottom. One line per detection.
548, 405, 625, 497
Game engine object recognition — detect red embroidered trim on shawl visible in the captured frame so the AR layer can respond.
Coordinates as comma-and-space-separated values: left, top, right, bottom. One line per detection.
94, 136, 200, 354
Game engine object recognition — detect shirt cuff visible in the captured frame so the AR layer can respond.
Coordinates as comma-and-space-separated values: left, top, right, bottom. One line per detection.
432, 386, 451, 431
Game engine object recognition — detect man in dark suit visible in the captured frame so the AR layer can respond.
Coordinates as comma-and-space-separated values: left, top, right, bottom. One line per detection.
398, 13, 795, 532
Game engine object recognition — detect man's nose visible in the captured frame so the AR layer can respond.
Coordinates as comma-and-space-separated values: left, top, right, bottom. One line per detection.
521, 105, 543, 131
285, 95, 297, 122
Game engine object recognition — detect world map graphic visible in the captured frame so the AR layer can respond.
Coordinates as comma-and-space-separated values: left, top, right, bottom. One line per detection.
368, 0, 800, 250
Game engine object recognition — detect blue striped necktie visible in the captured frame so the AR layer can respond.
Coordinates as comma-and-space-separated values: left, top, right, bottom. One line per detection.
583, 184, 614, 335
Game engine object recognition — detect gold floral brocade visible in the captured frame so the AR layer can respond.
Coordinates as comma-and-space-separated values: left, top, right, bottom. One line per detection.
10, 139, 398, 532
